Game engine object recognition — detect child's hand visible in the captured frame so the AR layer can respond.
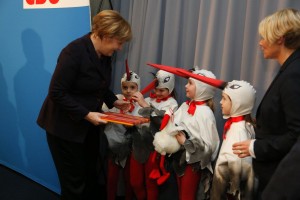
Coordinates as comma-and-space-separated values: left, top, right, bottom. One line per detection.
132, 92, 149, 107
175, 131, 186, 145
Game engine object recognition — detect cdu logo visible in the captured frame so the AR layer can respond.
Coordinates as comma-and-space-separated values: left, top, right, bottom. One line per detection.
23, 0, 89, 9
25, 0, 59, 5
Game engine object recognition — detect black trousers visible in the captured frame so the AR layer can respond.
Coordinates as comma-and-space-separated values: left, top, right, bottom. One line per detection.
47, 125, 102, 200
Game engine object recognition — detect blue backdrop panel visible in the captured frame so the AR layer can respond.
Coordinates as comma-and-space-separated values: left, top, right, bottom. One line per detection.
0, 1, 90, 193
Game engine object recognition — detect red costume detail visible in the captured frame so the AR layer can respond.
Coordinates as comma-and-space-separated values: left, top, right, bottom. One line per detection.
186, 100, 206, 115
147, 63, 227, 89
222, 116, 245, 139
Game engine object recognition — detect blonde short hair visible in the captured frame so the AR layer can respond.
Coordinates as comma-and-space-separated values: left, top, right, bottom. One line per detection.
92, 10, 132, 42
259, 8, 300, 49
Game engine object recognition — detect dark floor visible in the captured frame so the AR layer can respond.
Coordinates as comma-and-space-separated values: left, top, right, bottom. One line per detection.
0, 164, 129, 200
0, 164, 59, 200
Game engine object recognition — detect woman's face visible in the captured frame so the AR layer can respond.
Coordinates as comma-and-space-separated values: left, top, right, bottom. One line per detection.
185, 79, 196, 99
93, 35, 124, 57
220, 92, 232, 115
259, 37, 281, 60
121, 82, 138, 99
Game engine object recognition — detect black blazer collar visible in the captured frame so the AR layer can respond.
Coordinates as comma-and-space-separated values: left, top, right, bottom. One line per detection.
280, 48, 300, 73
256, 48, 300, 118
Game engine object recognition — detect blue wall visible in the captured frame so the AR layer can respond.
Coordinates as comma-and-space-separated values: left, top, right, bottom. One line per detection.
0, 1, 90, 193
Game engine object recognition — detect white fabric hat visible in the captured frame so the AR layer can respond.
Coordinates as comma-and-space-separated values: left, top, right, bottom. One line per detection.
223, 80, 256, 118
121, 71, 140, 90
156, 70, 175, 94
190, 69, 216, 101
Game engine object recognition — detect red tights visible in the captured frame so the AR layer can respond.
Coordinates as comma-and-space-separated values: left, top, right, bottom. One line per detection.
177, 165, 201, 200
107, 157, 134, 200
130, 152, 159, 200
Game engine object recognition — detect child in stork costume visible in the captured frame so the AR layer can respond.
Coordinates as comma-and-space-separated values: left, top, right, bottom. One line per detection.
170, 68, 220, 200
102, 70, 141, 200
210, 80, 256, 200
131, 70, 178, 200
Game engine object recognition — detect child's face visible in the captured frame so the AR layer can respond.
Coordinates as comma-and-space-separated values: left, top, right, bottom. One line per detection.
220, 92, 232, 115
185, 79, 196, 99
154, 88, 169, 99
121, 82, 138, 99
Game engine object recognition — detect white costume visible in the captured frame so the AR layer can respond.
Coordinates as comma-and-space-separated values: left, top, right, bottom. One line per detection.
173, 69, 220, 173
102, 71, 141, 167
133, 70, 178, 163
153, 109, 181, 156
174, 103, 219, 172
211, 80, 256, 200
145, 70, 178, 115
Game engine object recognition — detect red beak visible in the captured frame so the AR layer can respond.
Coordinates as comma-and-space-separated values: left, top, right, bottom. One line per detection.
147, 63, 227, 89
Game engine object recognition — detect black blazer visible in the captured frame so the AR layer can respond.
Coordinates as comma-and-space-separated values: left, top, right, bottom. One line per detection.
37, 33, 117, 143
253, 49, 300, 188
262, 137, 300, 200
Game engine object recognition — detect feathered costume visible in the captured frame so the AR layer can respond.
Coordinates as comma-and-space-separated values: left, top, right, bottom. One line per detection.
103, 62, 141, 200
173, 69, 219, 171
146, 63, 257, 199
132, 70, 178, 164
103, 69, 141, 166
210, 80, 256, 200
130, 70, 178, 200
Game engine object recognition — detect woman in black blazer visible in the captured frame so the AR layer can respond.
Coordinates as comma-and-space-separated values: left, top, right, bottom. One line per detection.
232, 8, 300, 199
37, 10, 132, 200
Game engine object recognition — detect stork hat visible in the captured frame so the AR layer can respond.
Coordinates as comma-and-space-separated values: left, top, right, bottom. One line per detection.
191, 68, 217, 101
156, 70, 175, 94
121, 71, 140, 90
223, 80, 256, 118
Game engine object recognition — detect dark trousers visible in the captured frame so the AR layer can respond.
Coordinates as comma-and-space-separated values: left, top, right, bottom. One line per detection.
47, 125, 101, 200
158, 156, 178, 200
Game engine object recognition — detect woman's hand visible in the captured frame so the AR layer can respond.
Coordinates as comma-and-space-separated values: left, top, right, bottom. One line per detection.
232, 140, 251, 158
84, 112, 108, 126
113, 99, 131, 112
